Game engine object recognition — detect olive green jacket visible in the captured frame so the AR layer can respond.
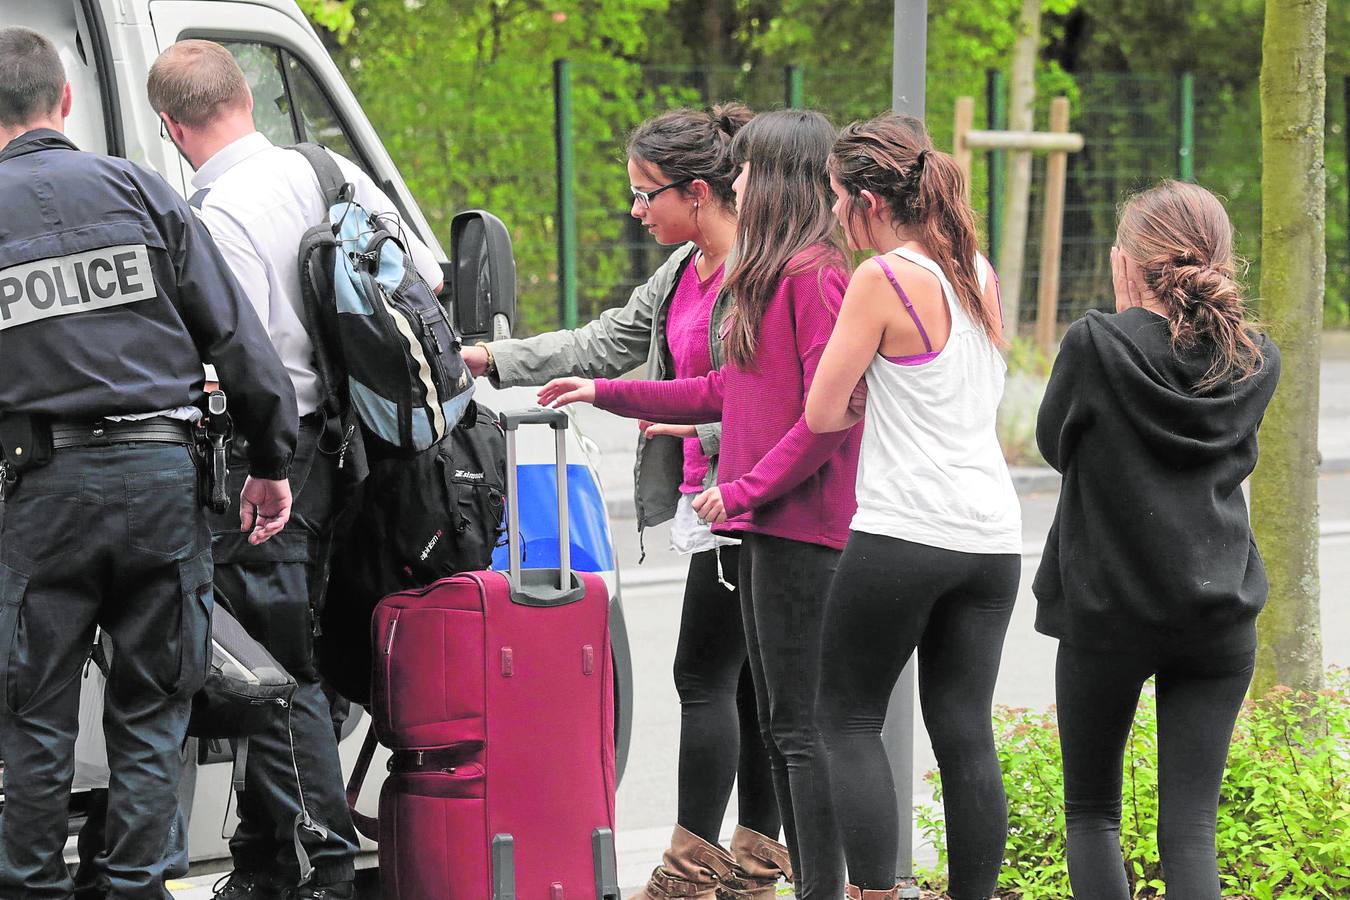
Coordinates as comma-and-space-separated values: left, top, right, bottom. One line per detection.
485, 243, 722, 531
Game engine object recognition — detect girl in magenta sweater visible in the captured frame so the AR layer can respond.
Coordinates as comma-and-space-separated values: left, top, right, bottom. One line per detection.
540, 109, 858, 900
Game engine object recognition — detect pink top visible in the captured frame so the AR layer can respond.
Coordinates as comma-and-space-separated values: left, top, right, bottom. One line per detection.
665, 258, 725, 493
594, 250, 861, 550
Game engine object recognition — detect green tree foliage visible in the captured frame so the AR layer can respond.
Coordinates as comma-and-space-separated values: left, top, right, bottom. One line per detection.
302, 1, 1347, 330
305, 1, 1085, 331
316, 0, 663, 333
1062, 0, 1350, 323
295, 0, 356, 42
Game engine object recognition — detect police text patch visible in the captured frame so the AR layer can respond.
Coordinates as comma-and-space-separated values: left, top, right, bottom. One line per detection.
0, 244, 156, 331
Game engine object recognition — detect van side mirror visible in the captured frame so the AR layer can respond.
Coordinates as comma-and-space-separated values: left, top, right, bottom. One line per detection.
445, 209, 516, 344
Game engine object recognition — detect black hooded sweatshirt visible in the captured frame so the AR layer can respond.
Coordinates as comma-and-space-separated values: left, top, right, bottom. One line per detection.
1032, 306, 1281, 656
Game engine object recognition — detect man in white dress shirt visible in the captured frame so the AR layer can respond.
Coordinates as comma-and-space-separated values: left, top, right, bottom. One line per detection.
147, 39, 444, 900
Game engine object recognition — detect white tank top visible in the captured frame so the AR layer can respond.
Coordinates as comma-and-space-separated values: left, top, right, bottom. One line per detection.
850, 247, 1022, 554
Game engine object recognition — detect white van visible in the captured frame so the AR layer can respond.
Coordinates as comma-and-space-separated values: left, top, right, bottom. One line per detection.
0, 0, 634, 875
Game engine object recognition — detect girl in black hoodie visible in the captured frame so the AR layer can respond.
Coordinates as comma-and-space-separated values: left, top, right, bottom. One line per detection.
1034, 181, 1279, 900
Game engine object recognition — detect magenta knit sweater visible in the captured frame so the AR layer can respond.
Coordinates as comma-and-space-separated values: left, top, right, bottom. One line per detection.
593, 257, 860, 550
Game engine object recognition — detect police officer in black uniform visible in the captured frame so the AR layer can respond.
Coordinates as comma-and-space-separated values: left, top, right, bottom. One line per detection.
0, 27, 300, 900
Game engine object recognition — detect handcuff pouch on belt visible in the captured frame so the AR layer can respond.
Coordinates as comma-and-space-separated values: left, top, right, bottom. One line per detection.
195, 391, 234, 514
0, 414, 53, 501
0, 413, 53, 472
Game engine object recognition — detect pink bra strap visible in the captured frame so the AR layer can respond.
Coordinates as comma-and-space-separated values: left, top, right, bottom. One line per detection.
874, 256, 933, 353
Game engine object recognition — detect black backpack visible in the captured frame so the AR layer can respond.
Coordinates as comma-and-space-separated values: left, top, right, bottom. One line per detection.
293, 142, 474, 455
318, 401, 507, 704
188, 601, 296, 741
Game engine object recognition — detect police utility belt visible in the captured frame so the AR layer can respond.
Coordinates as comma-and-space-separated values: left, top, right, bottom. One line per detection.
0, 393, 233, 513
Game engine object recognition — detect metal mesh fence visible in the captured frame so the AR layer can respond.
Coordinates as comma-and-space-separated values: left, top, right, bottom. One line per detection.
362, 60, 1350, 335
585, 67, 1349, 334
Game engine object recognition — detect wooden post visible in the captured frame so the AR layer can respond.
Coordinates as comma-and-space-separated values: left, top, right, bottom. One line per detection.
953, 96, 975, 202
1035, 96, 1071, 354
950, 93, 1082, 349
998, 0, 1042, 339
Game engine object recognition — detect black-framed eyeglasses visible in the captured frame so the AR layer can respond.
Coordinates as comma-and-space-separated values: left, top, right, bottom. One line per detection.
631, 177, 692, 210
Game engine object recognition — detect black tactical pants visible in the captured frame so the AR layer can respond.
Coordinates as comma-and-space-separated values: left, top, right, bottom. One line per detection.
207, 419, 358, 887
0, 443, 211, 900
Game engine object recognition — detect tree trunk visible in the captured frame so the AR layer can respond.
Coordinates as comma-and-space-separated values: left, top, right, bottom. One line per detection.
996, 0, 1040, 339
1250, 0, 1327, 695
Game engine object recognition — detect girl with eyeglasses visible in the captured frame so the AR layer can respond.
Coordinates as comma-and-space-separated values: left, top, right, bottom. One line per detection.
540, 108, 859, 900
805, 113, 1021, 900
463, 105, 795, 900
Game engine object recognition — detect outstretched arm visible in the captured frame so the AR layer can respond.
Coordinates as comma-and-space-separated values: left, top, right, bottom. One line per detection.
539, 370, 725, 425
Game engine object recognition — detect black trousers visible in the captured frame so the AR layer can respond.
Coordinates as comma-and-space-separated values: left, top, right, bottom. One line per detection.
817, 532, 1019, 899
207, 421, 358, 886
738, 533, 843, 899
673, 546, 779, 843
0, 443, 211, 900
1056, 642, 1254, 900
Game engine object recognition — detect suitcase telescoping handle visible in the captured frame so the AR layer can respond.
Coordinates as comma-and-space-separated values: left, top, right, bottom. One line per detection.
499, 408, 586, 606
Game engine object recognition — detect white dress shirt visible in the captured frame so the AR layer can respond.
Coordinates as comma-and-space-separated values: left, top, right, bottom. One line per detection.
193, 132, 443, 416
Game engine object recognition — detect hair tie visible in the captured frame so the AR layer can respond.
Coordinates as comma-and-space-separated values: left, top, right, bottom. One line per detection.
904, 150, 930, 187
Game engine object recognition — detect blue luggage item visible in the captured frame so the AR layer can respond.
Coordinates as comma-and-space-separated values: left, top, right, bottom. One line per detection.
294, 142, 474, 454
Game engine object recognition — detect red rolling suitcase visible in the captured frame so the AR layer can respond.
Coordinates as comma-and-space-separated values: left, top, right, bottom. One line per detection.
349, 408, 619, 900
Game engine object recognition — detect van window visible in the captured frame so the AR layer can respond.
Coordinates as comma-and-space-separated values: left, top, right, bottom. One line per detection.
223, 42, 293, 146
284, 55, 360, 163
217, 40, 372, 181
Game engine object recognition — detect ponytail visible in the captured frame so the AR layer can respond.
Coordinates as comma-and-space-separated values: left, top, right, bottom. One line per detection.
830, 114, 1000, 345
912, 150, 999, 344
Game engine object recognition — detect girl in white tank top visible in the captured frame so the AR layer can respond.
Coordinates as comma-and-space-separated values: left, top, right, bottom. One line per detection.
805, 113, 1022, 900
851, 246, 1021, 553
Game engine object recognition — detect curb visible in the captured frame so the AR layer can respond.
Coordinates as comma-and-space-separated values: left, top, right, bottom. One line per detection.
602, 455, 1350, 524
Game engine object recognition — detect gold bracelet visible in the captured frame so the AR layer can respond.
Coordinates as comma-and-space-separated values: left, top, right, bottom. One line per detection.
480, 343, 498, 377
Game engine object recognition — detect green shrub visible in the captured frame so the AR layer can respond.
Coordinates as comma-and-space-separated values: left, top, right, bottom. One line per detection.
917, 669, 1350, 899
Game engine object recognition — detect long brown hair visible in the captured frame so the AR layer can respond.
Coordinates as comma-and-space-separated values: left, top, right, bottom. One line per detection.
829, 113, 999, 345
722, 109, 847, 368
627, 103, 754, 210
1116, 180, 1263, 389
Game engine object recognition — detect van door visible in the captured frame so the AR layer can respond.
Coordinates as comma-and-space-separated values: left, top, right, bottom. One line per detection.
145, 0, 445, 259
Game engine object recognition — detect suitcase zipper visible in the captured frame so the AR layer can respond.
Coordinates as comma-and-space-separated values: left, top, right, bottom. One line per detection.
385, 615, 399, 655
411, 749, 455, 774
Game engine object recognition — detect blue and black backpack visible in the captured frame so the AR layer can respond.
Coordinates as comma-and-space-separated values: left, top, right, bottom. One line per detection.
293, 143, 473, 455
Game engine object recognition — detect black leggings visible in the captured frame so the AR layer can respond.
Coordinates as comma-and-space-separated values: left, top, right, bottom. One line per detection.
817, 532, 1019, 898
674, 545, 780, 842
1056, 643, 1254, 900
740, 533, 844, 899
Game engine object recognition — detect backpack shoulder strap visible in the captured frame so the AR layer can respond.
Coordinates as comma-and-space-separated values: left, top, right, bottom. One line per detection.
290, 143, 352, 210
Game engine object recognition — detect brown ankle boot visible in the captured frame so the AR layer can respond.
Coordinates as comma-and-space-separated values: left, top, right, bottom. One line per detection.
627, 825, 735, 899
716, 825, 793, 899
845, 883, 901, 900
